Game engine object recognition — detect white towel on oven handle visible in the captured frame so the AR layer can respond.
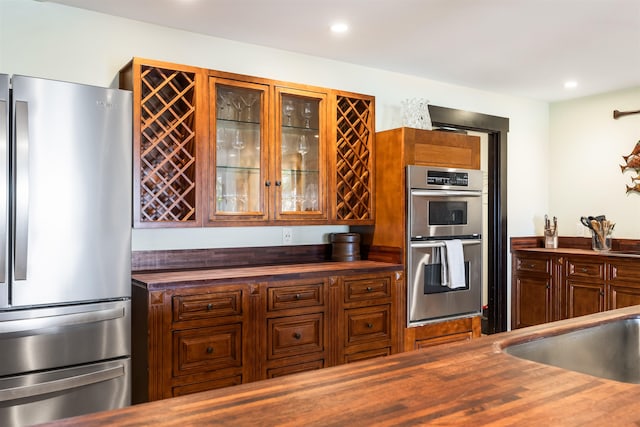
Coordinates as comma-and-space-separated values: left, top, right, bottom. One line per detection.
442, 239, 466, 289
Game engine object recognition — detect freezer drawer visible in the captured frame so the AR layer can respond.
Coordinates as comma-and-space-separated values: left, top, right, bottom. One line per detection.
0, 358, 130, 426
0, 300, 130, 376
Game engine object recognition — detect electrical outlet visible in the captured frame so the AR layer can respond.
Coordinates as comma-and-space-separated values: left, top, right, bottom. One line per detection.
282, 227, 293, 244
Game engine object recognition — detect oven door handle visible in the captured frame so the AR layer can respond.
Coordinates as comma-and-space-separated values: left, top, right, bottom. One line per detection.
410, 189, 482, 197
410, 240, 481, 249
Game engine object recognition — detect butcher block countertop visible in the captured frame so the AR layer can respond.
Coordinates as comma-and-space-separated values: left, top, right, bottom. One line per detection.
42, 306, 640, 426
132, 260, 403, 288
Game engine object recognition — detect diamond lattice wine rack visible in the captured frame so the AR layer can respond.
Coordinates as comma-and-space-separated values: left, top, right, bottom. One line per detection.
139, 66, 197, 223
335, 95, 373, 221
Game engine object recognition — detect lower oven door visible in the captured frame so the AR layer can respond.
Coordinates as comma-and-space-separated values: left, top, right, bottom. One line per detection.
408, 239, 482, 325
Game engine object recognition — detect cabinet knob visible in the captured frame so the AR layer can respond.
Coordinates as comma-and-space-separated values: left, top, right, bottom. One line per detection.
295, 294, 301, 300
275, 180, 282, 187
207, 303, 213, 311
581, 268, 588, 273
367, 323, 374, 329
366, 286, 373, 292
293, 332, 302, 340
265, 180, 271, 187
206, 347, 214, 354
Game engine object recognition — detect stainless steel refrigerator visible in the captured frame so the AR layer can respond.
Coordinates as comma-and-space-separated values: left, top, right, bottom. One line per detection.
0, 74, 132, 426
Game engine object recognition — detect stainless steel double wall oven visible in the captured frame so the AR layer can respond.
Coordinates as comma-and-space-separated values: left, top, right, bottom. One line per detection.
407, 165, 483, 326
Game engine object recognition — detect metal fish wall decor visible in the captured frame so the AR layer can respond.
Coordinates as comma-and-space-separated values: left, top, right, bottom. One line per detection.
621, 140, 640, 193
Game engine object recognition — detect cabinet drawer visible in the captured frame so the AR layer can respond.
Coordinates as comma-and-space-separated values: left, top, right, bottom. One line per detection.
514, 255, 551, 275
267, 282, 324, 312
345, 305, 390, 346
268, 313, 324, 359
344, 275, 391, 303
172, 375, 242, 397
173, 324, 242, 376
344, 347, 391, 364
609, 260, 640, 283
266, 359, 324, 379
173, 290, 242, 322
566, 258, 605, 279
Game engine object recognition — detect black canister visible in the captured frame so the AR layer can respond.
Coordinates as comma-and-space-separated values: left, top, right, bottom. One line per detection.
331, 233, 361, 262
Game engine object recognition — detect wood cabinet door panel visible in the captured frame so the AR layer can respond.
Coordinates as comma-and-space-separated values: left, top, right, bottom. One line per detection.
566, 280, 605, 318
513, 276, 551, 328
173, 324, 242, 376
344, 305, 390, 346
267, 282, 324, 311
344, 275, 391, 303
173, 290, 243, 322
268, 313, 324, 359
609, 285, 640, 310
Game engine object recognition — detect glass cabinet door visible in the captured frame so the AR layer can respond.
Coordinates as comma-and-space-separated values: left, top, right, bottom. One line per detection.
276, 89, 326, 219
210, 79, 268, 221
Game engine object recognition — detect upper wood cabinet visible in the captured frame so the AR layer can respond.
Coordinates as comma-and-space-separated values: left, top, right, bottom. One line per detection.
330, 91, 375, 224
120, 58, 374, 227
119, 58, 209, 228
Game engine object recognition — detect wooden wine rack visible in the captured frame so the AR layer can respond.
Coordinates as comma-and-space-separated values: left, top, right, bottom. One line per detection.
335, 95, 374, 221
138, 66, 197, 223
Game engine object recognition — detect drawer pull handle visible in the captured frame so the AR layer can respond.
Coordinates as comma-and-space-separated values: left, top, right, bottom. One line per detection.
366, 286, 373, 292
207, 303, 213, 311
367, 323, 374, 328
295, 294, 301, 300
206, 347, 214, 354
293, 332, 302, 340
581, 268, 588, 273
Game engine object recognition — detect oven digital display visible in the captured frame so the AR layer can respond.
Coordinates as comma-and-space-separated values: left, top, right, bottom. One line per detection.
428, 201, 468, 225
426, 170, 469, 186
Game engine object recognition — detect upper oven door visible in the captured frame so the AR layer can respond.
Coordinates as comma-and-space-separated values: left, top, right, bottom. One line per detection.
409, 189, 482, 239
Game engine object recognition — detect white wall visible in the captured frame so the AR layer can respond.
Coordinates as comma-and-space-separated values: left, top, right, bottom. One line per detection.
549, 87, 640, 238
1, 0, 549, 256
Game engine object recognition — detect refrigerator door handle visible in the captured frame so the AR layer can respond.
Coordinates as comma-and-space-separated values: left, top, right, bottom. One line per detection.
14, 100, 29, 281
0, 305, 125, 335
0, 97, 7, 283
0, 364, 124, 402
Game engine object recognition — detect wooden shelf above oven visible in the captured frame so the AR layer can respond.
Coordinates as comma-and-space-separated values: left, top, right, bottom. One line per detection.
364, 128, 481, 262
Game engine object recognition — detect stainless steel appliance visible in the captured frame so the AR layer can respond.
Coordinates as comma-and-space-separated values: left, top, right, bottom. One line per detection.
407, 165, 482, 325
0, 74, 132, 426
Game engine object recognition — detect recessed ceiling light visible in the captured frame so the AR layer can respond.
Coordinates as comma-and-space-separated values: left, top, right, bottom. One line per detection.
564, 80, 578, 89
330, 22, 349, 33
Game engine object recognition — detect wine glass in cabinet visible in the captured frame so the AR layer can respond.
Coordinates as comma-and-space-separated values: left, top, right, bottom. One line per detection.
209, 78, 269, 222
275, 88, 327, 220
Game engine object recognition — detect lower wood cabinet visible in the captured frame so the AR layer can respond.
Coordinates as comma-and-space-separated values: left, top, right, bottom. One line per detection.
131, 263, 403, 403
511, 246, 640, 329
403, 316, 481, 351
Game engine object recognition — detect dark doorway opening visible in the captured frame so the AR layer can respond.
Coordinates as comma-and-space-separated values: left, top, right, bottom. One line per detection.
429, 105, 509, 334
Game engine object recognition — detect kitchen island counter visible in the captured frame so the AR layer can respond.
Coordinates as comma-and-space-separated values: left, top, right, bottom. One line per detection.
42, 306, 640, 426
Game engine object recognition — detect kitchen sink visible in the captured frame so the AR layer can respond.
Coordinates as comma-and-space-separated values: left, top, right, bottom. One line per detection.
503, 317, 640, 383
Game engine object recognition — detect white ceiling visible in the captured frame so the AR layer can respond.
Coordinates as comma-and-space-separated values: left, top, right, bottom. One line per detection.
49, 0, 640, 102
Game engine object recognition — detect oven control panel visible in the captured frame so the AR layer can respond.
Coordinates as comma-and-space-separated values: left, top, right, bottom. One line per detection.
427, 170, 469, 187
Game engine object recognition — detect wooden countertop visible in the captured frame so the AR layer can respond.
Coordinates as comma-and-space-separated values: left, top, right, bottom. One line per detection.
132, 260, 403, 289
42, 306, 640, 426
513, 246, 640, 258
